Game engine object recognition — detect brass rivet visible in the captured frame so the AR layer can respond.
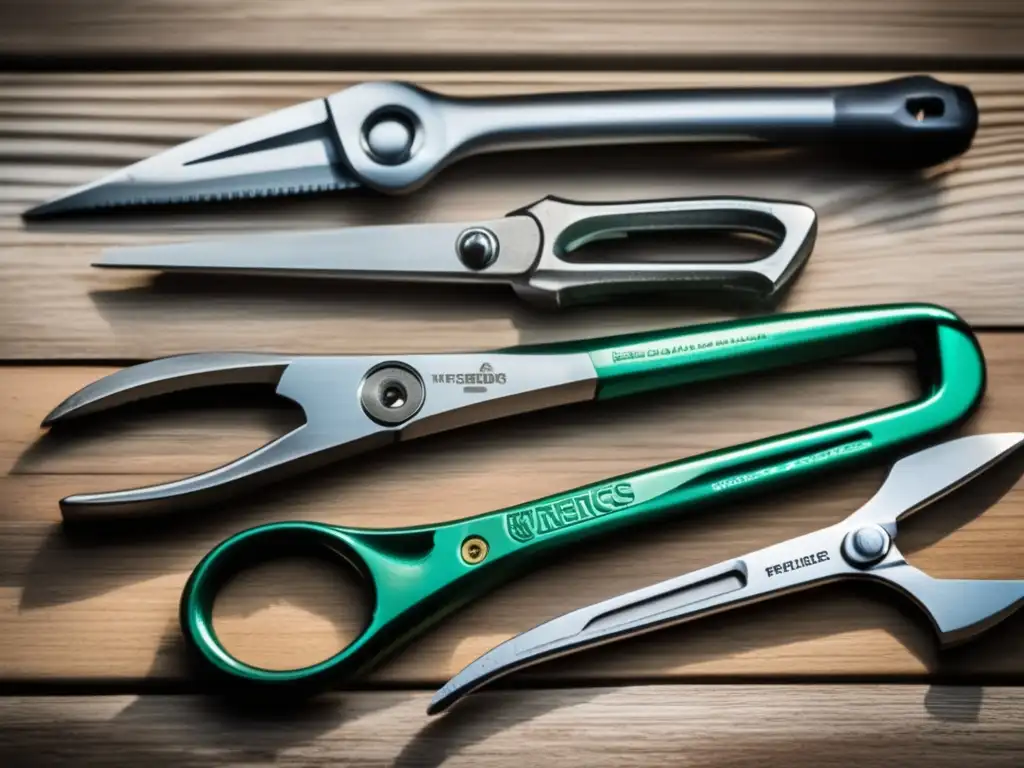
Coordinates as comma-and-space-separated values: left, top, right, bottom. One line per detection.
460, 536, 489, 565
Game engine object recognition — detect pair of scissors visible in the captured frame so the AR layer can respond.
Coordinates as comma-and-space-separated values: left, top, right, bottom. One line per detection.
86, 195, 817, 310
45, 303, 986, 694
431, 431, 1024, 714
24, 76, 976, 219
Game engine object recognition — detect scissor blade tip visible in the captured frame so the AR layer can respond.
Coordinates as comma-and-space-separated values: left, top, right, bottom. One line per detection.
426, 686, 465, 716
22, 196, 85, 220
41, 401, 77, 426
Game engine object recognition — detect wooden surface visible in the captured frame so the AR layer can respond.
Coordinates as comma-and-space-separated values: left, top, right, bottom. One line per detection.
2, 1, 1023, 62
4, 339, 1024, 683
3, 1, 1024, 765
1, 687, 1021, 767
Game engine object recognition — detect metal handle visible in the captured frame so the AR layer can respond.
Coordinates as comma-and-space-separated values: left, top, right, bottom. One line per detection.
180, 521, 379, 691
576, 303, 980, 401
328, 77, 977, 194
511, 195, 816, 308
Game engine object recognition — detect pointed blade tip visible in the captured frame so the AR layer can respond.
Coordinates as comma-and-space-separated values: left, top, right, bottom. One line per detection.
41, 401, 76, 426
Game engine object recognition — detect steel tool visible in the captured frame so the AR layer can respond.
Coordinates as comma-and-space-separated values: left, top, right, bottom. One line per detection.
42, 303, 981, 694
91, 196, 817, 308
430, 431, 1024, 714
24, 76, 977, 219
44, 303, 983, 524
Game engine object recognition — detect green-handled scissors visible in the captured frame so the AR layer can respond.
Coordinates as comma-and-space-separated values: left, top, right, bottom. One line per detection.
43, 304, 986, 693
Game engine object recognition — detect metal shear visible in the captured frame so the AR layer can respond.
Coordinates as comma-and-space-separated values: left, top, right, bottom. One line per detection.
90, 195, 817, 309
430, 431, 1024, 714
24, 76, 977, 219
42, 303, 986, 694
44, 303, 983, 524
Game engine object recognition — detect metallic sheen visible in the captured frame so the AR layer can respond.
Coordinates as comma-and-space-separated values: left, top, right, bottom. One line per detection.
24, 76, 977, 217
94, 195, 819, 308
44, 304, 985, 525
429, 433, 1024, 714
139, 303, 985, 695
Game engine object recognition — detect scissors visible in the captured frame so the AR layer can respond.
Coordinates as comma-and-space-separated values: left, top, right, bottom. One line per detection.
44, 303, 983, 524
24, 76, 976, 219
430, 431, 1024, 714
88, 195, 817, 309
41, 302, 973, 694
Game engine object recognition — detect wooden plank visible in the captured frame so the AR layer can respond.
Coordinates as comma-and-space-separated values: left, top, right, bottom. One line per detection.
2, 334, 1023, 684
1, 687, 1022, 767
2, 0, 1023, 62
1, 71, 1023, 359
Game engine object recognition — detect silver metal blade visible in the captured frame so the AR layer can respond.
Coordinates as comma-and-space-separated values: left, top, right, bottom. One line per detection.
848, 432, 1024, 529
24, 97, 358, 218
42, 353, 292, 425
429, 525, 841, 715
94, 215, 543, 282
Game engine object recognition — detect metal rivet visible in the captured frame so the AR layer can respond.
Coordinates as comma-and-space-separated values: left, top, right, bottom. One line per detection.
841, 524, 891, 568
460, 536, 489, 565
359, 364, 425, 426
364, 115, 414, 165
456, 228, 499, 271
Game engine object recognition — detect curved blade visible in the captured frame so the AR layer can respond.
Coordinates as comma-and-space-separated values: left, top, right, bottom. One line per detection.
42, 353, 292, 424
428, 432, 1024, 715
24, 97, 359, 218
58, 423, 393, 520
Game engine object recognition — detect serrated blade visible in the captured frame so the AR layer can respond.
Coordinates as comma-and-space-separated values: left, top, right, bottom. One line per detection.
24, 97, 360, 218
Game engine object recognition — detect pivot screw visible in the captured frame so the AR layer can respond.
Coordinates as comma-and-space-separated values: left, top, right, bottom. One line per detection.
364, 113, 414, 165
460, 536, 489, 565
841, 524, 891, 568
456, 228, 499, 271
359, 364, 425, 425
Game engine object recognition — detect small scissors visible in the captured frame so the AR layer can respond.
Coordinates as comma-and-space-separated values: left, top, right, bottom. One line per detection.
89, 195, 817, 309
430, 431, 1024, 714
95, 303, 982, 695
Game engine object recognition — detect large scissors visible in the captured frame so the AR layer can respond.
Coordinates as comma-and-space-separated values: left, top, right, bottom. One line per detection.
430, 431, 1024, 714
47, 302, 976, 695
45, 303, 983, 523
25, 76, 976, 218
88, 195, 817, 310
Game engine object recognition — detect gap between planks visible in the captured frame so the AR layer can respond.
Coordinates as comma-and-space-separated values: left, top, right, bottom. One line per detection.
1, 0, 1023, 62
0, 686, 1022, 767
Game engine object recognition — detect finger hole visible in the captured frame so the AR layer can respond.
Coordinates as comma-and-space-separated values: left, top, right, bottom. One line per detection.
210, 556, 372, 672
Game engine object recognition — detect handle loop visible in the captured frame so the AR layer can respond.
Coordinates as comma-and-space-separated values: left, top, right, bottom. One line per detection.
180, 522, 377, 692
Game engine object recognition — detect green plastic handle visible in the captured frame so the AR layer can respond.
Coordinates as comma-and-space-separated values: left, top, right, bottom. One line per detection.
180, 303, 985, 695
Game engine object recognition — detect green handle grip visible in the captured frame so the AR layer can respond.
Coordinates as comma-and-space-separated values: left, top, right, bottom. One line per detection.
572, 303, 959, 400
180, 303, 985, 695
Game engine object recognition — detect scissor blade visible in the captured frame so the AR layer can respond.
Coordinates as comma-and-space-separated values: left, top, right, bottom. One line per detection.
42, 353, 292, 425
24, 97, 359, 218
849, 432, 1024, 528
429, 551, 770, 715
95, 216, 543, 281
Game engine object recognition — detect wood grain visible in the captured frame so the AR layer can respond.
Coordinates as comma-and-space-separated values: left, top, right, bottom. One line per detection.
2, 334, 1023, 684
1, 687, 1022, 767
1, 71, 1023, 359
2, 0, 1023, 62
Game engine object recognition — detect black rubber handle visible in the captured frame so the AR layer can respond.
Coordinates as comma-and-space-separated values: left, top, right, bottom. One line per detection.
833, 75, 978, 167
